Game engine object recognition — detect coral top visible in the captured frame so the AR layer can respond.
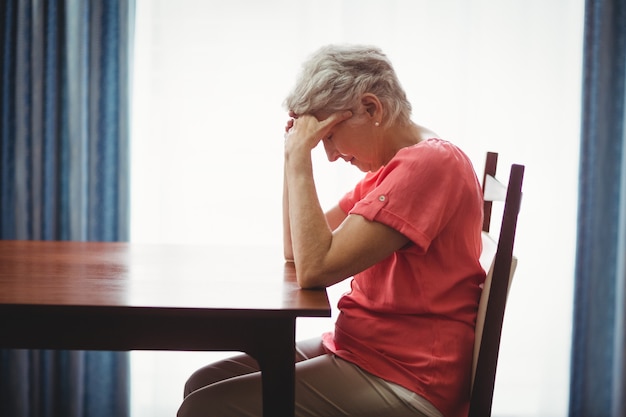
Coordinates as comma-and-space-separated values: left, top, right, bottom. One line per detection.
322, 138, 485, 417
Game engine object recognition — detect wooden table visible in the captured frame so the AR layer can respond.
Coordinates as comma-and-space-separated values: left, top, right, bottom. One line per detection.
0, 240, 331, 417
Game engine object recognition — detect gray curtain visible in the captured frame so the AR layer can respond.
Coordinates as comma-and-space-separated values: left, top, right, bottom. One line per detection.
570, 0, 626, 416
0, 0, 133, 416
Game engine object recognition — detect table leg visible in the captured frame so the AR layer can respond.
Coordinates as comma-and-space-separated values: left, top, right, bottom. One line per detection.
253, 317, 296, 417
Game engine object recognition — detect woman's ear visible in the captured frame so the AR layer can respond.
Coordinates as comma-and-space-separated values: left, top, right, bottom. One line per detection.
361, 93, 382, 121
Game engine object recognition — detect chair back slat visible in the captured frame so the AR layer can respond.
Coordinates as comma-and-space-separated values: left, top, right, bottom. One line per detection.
472, 232, 517, 390
469, 154, 524, 417
482, 152, 499, 232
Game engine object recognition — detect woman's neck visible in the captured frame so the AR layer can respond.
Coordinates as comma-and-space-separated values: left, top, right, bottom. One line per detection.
382, 121, 438, 161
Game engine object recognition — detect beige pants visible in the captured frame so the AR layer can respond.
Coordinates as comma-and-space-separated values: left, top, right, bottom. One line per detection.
177, 337, 436, 417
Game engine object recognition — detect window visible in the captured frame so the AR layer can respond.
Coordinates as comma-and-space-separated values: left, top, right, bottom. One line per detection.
131, 1, 583, 415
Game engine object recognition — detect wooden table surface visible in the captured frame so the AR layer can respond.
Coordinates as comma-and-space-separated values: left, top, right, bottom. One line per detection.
0, 239, 331, 416
0, 240, 329, 313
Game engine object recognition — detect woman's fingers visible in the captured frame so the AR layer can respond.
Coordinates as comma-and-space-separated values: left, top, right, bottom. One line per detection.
284, 110, 353, 151
285, 118, 295, 133
321, 110, 353, 131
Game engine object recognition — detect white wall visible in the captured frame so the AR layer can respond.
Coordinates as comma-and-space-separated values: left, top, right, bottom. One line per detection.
130, 1, 584, 415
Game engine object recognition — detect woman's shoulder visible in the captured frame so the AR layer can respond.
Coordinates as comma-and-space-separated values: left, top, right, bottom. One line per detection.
403, 137, 463, 156
393, 138, 471, 171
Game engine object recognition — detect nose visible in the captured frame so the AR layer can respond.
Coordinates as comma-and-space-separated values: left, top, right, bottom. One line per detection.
323, 139, 342, 162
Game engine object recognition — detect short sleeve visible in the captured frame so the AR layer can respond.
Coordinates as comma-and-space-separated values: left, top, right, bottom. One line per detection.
343, 139, 477, 253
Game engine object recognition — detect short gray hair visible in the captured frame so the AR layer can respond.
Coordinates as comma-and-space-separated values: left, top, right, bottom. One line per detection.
283, 44, 412, 127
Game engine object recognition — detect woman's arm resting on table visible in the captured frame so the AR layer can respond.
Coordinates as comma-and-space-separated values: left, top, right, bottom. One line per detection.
284, 114, 408, 288
282, 113, 348, 263
283, 195, 348, 262
294, 211, 410, 289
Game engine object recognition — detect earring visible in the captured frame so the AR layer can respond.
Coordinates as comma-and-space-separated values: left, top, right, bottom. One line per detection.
374, 121, 380, 127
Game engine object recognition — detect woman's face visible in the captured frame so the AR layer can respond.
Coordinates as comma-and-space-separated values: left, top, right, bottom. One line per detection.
318, 110, 380, 172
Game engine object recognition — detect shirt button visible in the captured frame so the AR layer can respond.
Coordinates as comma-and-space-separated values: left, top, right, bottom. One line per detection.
378, 195, 386, 202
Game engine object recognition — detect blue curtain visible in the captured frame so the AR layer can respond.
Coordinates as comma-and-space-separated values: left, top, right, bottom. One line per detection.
0, 0, 133, 416
570, 0, 626, 416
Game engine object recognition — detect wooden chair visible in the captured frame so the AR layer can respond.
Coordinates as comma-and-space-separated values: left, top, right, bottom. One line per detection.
469, 152, 525, 417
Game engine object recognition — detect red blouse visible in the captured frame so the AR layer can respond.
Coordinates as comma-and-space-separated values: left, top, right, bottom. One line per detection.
322, 138, 485, 417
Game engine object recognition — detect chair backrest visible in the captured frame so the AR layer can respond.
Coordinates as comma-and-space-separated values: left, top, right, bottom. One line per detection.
469, 152, 524, 417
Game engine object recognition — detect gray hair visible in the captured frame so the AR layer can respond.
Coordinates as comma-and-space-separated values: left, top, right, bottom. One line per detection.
283, 44, 412, 127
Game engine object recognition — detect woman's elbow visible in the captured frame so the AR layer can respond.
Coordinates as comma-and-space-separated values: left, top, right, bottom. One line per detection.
294, 264, 319, 288
298, 281, 326, 290
297, 275, 326, 289
296, 264, 339, 289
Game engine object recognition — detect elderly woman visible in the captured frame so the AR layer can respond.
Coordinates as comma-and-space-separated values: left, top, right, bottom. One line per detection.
178, 45, 485, 417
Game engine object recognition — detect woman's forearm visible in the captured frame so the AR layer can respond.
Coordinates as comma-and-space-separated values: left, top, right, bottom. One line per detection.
285, 153, 335, 288
282, 111, 353, 287
283, 162, 294, 262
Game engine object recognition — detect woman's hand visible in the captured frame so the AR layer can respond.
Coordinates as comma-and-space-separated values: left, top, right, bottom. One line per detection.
284, 110, 297, 133
284, 110, 352, 158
